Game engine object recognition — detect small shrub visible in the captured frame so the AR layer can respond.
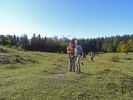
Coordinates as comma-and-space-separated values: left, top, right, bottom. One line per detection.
0, 47, 8, 53
124, 57, 132, 61
110, 55, 120, 62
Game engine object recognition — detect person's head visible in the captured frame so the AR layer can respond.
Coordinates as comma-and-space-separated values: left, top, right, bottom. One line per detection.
71, 39, 75, 44
68, 39, 75, 48
68, 42, 72, 47
74, 39, 78, 45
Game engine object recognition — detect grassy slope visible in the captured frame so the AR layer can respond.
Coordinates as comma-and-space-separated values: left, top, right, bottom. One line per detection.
0, 48, 133, 100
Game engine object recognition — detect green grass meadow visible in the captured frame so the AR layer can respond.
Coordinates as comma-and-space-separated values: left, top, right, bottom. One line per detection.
0, 47, 133, 100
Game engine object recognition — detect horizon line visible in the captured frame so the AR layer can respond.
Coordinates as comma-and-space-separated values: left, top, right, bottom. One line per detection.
0, 32, 133, 39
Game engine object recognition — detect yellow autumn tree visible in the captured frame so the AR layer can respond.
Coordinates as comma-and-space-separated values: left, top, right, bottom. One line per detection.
121, 41, 129, 54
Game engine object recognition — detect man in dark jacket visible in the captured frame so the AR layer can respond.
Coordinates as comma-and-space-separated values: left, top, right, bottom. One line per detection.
74, 39, 84, 73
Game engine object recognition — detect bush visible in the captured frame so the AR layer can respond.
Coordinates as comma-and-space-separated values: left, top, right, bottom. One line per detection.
110, 55, 120, 62
0, 47, 9, 53
124, 57, 132, 61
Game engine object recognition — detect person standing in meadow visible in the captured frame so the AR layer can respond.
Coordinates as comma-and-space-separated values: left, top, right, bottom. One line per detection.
67, 40, 75, 72
90, 51, 95, 61
74, 39, 84, 73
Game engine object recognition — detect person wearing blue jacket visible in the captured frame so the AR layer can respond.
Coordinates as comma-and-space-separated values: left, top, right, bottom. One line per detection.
74, 39, 84, 73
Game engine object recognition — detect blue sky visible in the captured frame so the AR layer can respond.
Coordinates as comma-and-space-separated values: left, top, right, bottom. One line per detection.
0, 0, 133, 38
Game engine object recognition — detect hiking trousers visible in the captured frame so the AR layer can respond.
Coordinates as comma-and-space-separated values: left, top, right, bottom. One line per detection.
75, 55, 81, 73
68, 56, 75, 72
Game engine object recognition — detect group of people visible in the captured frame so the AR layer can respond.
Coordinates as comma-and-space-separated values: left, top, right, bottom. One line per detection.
67, 39, 84, 73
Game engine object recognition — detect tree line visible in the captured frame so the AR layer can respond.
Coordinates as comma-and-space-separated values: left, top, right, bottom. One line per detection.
0, 34, 133, 54
79, 35, 133, 54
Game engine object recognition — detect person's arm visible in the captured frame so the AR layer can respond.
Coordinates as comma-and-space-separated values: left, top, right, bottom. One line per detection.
66, 47, 69, 56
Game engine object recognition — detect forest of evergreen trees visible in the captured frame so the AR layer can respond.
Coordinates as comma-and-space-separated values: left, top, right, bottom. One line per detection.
0, 34, 133, 54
